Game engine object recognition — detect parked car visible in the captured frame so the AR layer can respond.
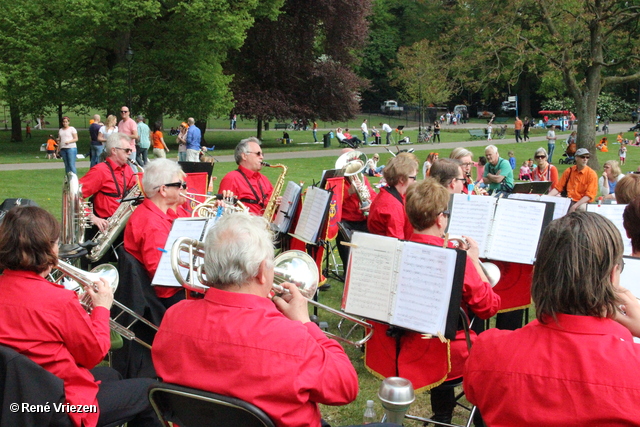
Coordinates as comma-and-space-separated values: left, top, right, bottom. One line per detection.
381, 100, 404, 114
477, 110, 494, 119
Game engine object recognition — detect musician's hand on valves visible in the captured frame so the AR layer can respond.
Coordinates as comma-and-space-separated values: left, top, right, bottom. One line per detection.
217, 190, 235, 208
85, 278, 114, 310
272, 282, 311, 324
614, 287, 640, 337
91, 214, 109, 233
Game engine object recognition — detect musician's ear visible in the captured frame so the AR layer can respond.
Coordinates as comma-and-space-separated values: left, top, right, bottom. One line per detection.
256, 260, 269, 286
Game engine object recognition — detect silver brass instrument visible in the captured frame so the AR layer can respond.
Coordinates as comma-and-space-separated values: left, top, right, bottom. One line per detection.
170, 237, 374, 347
53, 260, 158, 349
61, 172, 93, 246
261, 162, 288, 220
448, 236, 501, 287
335, 151, 371, 214
181, 192, 248, 218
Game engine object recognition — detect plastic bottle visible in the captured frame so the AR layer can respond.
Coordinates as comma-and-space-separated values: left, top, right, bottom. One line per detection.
363, 399, 376, 424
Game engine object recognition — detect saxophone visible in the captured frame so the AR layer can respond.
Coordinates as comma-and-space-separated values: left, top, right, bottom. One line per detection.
86, 160, 143, 262
262, 162, 288, 221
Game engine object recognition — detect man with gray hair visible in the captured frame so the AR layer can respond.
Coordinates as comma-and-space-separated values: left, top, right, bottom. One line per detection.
483, 144, 514, 195
152, 212, 359, 426
185, 117, 202, 162
80, 132, 137, 233
218, 137, 275, 216
124, 158, 188, 305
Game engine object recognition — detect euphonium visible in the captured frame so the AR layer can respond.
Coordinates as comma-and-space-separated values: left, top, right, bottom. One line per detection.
181, 192, 248, 218
61, 172, 93, 246
262, 162, 287, 221
335, 151, 371, 213
170, 238, 374, 347
53, 260, 158, 349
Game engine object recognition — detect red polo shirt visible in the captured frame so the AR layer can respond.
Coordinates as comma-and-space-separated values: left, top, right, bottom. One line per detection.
218, 165, 274, 216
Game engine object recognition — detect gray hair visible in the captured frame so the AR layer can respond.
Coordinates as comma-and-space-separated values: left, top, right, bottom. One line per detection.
450, 147, 473, 160
534, 147, 548, 157
234, 137, 261, 165
485, 144, 498, 154
204, 212, 274, 289
142, 159, 184, 199
106, 132, 131, 155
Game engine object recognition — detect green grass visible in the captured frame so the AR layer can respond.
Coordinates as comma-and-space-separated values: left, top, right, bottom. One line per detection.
1, 136, 639, 425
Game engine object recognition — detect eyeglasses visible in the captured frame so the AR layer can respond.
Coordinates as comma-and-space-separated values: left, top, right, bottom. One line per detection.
121, 110, 129, 113
440, 210, 451, 218
535, 155, 547, 159
455, 178, 466, 182
578, 155, 590, 159
461, 162, 473, 167
164, 182, 188, 189
408, 175, 417, 181
115, 147, 133, 154
248, 151, 263, 157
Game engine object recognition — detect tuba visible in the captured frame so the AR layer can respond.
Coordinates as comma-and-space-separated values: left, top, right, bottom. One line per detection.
61, 172, 93, 246
335, 151, 371, 214
86, 159, 143, 262
170, 237, 374, 347
53, 260, 158, 349
261, 162, 287, 221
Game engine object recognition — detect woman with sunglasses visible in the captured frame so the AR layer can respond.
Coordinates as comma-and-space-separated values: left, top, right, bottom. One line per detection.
58, 116, 79, 174
531, 147, 559, 188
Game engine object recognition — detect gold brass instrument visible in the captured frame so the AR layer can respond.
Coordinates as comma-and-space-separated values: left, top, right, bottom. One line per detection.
261, 162, 288, 220
61, 172, 93, 246
335, 151, 372, 214
170, 237, 374, 347
465, 172, 487, 196
53, 260, 159, 349
447, 236, 501, 287
181, 192, 248, 218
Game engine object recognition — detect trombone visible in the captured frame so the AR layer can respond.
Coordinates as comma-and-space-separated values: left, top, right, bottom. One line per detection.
170, 237, 374, 347
52, 260, 159, 349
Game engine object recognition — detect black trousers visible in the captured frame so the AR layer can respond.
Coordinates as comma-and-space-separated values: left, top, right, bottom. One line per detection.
92, 366, 161, 427
336, 220, 369, 268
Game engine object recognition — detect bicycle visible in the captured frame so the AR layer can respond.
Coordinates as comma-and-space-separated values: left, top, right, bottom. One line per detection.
417, 131, 433, 144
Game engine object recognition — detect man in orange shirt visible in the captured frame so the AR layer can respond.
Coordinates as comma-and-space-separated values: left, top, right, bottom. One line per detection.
514, 116, 523, 143
548, 148, 598, 212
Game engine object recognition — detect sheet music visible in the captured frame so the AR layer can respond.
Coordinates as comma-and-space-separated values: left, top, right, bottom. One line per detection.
586, 204, 633, 256
488, 199, 546, 264
273, 181, 301, 233
343, 232, 399, 322
540, 195, 571, 221
508, 193, 540, 201
446, 194, 496, 256
152, 218, 208, 287
391, 242, 458, 335
621, 256, 640, 299
293, 186, 331, 243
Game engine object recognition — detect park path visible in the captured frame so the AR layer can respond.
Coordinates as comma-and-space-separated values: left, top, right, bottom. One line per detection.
0, 122, 628, 171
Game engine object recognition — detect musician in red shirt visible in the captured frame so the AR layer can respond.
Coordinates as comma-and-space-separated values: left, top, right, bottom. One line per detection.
367, 152, 418, 239
218, 137, 274, 216
124, 159, 187, 306
152, 213, 359, 427
465, 212, 640, 426
0, 207, 158, 427
79, 132, 136, 233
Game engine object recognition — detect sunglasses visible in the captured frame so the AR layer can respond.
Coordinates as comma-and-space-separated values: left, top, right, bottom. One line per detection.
121, 110, 129, 113
164, 182, 188, 189
115, 147, 133, 154
248, 151, 263, 157
535, 155, 547, 159
578, 155, 590, 159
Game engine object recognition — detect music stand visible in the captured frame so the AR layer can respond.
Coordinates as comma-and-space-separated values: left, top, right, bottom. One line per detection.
512, 181, 552, 194
178, 162, 215, 183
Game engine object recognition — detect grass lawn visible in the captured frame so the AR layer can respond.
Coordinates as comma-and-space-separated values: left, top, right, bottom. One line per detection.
1, 132, 639, 425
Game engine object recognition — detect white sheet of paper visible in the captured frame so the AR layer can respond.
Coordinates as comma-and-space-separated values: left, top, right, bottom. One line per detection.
621, 256, 640, 299
586, 204, 633, 256
447, 194, 496, 256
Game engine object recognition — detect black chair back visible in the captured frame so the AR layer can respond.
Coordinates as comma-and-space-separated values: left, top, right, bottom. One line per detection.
149, 383, 275, 427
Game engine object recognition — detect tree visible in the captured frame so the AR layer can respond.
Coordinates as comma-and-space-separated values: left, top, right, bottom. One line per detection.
228, 0, 372, 139
453, 0, 640, 170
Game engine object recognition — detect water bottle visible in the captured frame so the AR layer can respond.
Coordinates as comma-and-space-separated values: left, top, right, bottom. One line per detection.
363, 399, 376, 424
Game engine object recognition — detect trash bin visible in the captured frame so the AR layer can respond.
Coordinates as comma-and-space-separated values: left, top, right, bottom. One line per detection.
323, 133, 331, 148
264, 122, 270, 131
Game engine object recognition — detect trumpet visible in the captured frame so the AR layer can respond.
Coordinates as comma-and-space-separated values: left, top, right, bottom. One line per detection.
181, 192, 248, 218
447, 236, 501, 287
170, 237, 374, 347
52, 260, 159, 349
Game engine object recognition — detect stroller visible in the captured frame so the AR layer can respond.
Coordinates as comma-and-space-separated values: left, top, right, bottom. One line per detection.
559, 141, 577, 164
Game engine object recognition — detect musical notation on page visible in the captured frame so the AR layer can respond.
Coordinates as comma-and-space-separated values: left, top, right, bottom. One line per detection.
489, 199, 547, 264
586, 204, 633, 256
292, 186, 330, 244
447, 194, 496, 255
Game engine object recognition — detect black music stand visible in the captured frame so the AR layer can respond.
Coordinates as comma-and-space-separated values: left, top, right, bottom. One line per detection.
178, 161, 215, 183
512, 181, 552, 194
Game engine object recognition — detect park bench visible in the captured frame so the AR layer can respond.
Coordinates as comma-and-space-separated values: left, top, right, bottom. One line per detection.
468, 129, 487, 140
274, 123, 289, 130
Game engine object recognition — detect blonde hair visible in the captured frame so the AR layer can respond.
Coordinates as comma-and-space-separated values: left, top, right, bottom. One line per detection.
383, 153, 418, 187
405, 178, 449, 231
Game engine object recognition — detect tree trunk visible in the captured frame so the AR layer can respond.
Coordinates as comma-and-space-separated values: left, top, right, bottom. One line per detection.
196, 120, 207, 145
57, 104, 64, 129
9, 103, 22, 142
574, 92, 600, 171
256, 118, 263, 140
517, 73, 533, 119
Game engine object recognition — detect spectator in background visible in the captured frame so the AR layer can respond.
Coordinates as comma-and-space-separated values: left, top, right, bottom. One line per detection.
185, 117, 201, 162
136, 115, 151, 166
365, 153, 385, 177
519, 161, 532, 181
361, 119, 369, 145
476, 156, 487, 184
152, 121, 169, 159
546, 125, 557, 163
89, 114, 103, 168
380, 122, 393, 145
508, 151, 516, 170
422, 152, 439, 179
117, 106, 139, 172
176, 122, 188, 162
620, 145, 627, 165
45, 134, 57, 159
514, 116, 523, 143
599, 160, 626, 200
312, 121, 318, 143
531, 147, 559, 188
58, 116, 78, 175
523, 117, 531, 141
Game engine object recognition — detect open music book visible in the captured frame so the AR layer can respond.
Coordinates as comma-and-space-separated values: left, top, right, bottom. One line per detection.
152, 217, 217, 288
446, 194, 554, 264
289, 186, 331, 245
341, 232, 466, 339
508, 193, 572, 221
586, 204, 632, 255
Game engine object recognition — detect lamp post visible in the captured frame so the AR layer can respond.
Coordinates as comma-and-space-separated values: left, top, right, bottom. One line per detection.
125, 46, 134, 111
